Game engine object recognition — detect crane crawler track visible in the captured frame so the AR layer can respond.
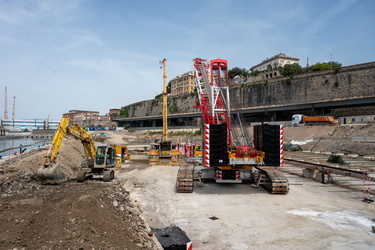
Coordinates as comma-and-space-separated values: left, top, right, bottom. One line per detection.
176, 164, 194, 193
256, 166, 289, 194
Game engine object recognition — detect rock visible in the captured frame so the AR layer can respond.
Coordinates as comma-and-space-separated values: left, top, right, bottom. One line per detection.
112, 200, 119, 207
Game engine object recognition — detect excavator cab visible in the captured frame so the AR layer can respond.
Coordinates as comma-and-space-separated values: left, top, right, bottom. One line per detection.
77, 145, 118, 182
95, 146, 116, 167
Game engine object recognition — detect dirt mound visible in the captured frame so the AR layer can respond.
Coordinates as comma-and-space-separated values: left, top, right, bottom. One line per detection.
330, 123, 375, 137
283, 126, 336, 141
0, 138, 86, 189
299, 123, 375, 155
0, 180, 157, 249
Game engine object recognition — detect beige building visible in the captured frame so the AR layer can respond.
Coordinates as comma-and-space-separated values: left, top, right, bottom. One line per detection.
170, 71, 195, 96
109, 108, 121, 116
251, 53, 300, 72
63, 110, 112, 127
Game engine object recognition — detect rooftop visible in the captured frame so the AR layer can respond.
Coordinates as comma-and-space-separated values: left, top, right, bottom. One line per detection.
252, 53, 299, 69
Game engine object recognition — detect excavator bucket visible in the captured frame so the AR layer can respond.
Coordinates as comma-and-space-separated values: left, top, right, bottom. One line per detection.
36, 163, 64, 180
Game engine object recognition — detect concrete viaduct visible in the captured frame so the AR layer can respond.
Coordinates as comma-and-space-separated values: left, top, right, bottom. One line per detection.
115, 62, 375, 128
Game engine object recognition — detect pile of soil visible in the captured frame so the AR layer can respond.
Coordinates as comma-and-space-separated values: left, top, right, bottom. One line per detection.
0, 181, 156, 249
297, 123, 375, 156
283, 126, 336, 141
0, 137, 86, 188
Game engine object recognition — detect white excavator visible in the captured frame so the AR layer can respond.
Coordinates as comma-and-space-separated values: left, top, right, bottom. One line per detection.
37, 117, 120, 182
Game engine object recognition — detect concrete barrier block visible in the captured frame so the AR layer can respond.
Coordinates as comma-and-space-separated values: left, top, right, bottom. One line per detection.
123, 178, 134, 193
302, 168, 316, 179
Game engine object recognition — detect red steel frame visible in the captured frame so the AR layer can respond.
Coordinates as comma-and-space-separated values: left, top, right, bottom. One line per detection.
193, 58, 232, 145
193, 58, 233, 168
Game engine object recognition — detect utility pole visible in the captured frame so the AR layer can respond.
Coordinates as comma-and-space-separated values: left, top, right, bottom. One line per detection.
161, 59, 168, 142
12, 96, 15, 121
4, 86, 8, 120
330, 54, 333, 67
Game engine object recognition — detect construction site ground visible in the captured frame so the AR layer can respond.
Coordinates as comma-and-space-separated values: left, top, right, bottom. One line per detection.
0, 124, 374, 249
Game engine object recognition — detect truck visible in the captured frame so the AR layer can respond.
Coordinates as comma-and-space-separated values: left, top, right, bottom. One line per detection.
292, 114, 335, 126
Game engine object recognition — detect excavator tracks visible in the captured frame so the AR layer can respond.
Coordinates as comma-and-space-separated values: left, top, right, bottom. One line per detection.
176, 164, 194, 193
256, 166, 289, 194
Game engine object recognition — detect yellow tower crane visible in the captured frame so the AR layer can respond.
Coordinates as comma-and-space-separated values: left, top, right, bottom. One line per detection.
161, 58, 168, 142
149, 59, 180, 165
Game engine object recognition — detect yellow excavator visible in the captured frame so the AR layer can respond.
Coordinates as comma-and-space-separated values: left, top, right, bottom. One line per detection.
37, 117, 120, 182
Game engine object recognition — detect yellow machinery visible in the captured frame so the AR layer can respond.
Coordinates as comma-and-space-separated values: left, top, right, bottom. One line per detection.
37, 117, 121, 182
149, 143, 159, 165
161, 58, 168, 143
111, 144, 130, 163
149, 59, 180, 165
159, 58, 174, 159
149, 142, 180, 166
193, 144, 202, 157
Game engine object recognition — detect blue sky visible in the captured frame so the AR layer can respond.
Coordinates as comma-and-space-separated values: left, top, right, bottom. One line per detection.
0, 0, 374, 120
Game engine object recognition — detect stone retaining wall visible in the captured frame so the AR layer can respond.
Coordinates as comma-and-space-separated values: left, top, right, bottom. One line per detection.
121, 62, 375, 117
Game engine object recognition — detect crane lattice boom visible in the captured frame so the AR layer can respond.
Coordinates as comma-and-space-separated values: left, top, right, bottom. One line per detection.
193, 58, 232, 145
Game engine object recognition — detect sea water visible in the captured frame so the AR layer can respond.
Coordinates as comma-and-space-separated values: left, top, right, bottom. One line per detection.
0, 137, 51, 157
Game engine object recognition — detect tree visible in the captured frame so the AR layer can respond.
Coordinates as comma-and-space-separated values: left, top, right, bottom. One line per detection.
249, 67, 261, 76
327, 61, 342, 69
167, 81, 171, 93
279, 63, 303, 77
310, 62, 332, 72
228, 67, 249, 79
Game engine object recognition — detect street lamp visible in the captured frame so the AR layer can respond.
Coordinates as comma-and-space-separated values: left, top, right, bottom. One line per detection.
330, 54, 333, 67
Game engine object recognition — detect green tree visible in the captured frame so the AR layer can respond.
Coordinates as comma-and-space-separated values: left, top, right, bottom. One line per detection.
327, 61, 342, 69
310, 62, 332, 72
110, 113, 119, 119
249, 67, 261, 76
228, 67, 249, 79
167, 81, 171, 93
279, 63, 303, 77
120, 107, 129, 118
